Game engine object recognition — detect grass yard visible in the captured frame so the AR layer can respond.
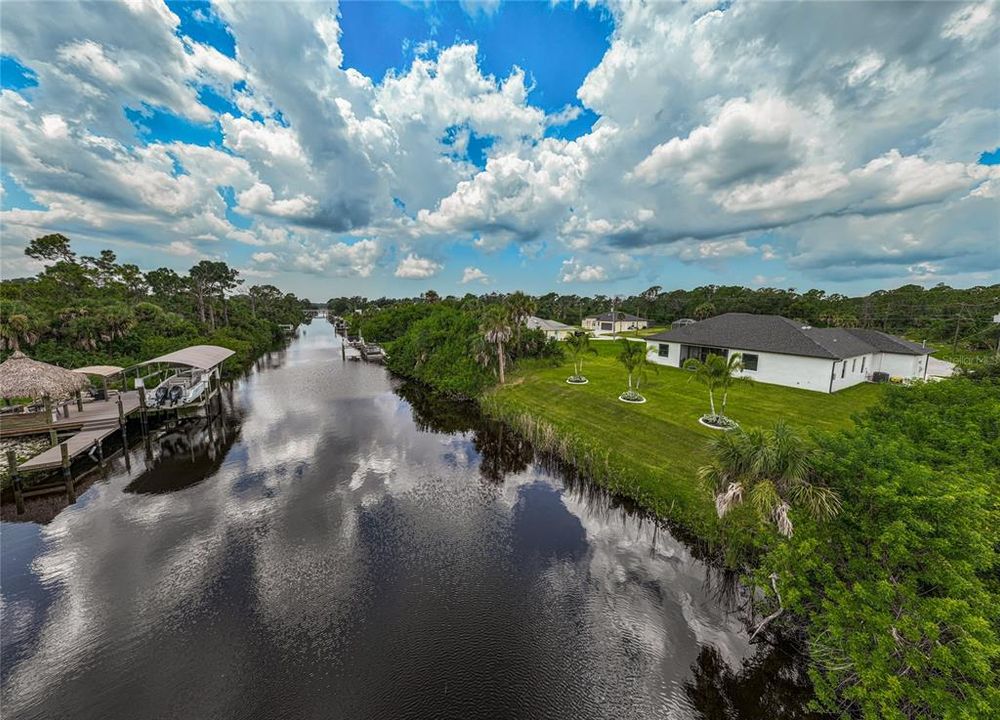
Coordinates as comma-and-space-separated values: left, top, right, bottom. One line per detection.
482, 341, 883, 539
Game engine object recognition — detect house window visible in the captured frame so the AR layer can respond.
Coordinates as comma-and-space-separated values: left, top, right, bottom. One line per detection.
742, 353, 758, 371
861, 357, 866, 373
852, 358, 856, 372
600, 322, 612, 331
658, 343, 670, 358
841, 361, 846, 378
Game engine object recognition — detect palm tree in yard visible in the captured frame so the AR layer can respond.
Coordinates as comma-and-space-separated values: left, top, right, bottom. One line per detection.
479, 306, 513, 384
717, 354, 748, 418
565, 332, 597, 383
683, 353, 745, 421
698, 421, 840, 537
616, 338, 654, 400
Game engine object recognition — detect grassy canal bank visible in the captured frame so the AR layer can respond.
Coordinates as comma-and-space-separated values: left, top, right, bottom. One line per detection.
481, 340, 883, 542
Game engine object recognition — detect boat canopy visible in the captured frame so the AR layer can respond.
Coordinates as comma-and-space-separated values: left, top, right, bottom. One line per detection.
139, 345, 235, 370
73, 365, 124, 377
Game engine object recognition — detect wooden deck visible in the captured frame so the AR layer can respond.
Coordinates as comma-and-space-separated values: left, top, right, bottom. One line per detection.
5, 391, 143, 476
0, 392, 141, 438
18, 426, 119, 472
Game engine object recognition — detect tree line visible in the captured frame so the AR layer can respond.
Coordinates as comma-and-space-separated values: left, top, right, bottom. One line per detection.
1, 234, 308, 371
330, 282, 1000, 356
352, 291, 561, 398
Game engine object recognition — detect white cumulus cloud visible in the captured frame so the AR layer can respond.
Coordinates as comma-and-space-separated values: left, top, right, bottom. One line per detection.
394, 253, 442, 279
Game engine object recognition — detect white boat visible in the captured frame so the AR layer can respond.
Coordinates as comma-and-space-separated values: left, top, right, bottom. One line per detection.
147, 369, 209, 408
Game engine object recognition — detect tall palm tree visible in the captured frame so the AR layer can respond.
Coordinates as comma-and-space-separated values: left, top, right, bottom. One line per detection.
565, 332, 597, 382
505, 291, 536, 347
641, 285, 661, 326
479, 306, 513, 384
698, 421, 840, 537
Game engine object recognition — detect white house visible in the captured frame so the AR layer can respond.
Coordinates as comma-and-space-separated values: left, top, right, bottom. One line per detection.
526, 316, 576, 340
582, 311, 648, 336
645, 313, 933, 393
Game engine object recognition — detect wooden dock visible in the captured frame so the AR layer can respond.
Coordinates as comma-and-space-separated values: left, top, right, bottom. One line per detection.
0, 392, 141, 439
18, 426, 118, 472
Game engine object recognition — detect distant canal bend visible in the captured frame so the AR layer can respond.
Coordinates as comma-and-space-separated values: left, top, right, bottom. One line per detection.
1, 322, 820, 719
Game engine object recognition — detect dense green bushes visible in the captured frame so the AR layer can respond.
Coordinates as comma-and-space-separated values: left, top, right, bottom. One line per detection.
378, 304, 491, 397
758, 379, 1000, 718
358, 301, 562, 398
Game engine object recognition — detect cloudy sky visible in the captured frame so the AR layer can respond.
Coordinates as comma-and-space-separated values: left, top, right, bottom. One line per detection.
1, 1, 997, 298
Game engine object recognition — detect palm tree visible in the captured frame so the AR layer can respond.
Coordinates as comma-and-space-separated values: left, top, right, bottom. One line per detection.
693, 301, 716, 320
565, 332, 597, 382
0, 313, 39, 352
641, 285, 661, 326
697, 421, 841, 537
97, 304, 135, 343
505, 291, 536, 347
617, 338, 654, 399
717, 354, 748, 418
683, 353, 728, 417
479, 306, 513, 384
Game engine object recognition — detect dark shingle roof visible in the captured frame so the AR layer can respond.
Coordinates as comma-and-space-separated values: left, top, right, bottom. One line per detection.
646, 313, 931, 360
588, 311, 646, 322
843, 328, 931, 356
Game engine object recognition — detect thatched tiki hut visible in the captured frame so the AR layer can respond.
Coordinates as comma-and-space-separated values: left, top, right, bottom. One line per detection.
0, 351, 90, 400
0, 352, 90, 444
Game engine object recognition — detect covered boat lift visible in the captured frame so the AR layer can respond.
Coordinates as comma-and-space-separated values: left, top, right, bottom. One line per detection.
4, 345, 234, 514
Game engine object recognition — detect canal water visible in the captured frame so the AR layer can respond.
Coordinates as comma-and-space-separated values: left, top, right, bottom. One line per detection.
1, 322, 819, 719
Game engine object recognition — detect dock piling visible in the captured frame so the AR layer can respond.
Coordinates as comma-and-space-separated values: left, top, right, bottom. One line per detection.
7, 450, 25, 515
61, 443, 75, 503
76, 391, 84, 412
94, 439, 105, 471
138, 386, 148, 437
117, 395, 131, 471
44, 396, 57, 447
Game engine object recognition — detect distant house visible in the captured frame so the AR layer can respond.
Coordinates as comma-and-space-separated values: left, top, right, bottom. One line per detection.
646, 313, 932, 393
526, 316, 575, 340
582, 311, 648, 335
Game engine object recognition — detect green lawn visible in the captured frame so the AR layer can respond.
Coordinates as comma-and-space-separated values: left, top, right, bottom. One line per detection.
482, 342, 883, 538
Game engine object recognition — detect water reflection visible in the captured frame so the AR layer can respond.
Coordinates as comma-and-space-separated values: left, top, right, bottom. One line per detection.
125, 414, 240, 495
1, 322, 821, 719
685, 644, 826, 719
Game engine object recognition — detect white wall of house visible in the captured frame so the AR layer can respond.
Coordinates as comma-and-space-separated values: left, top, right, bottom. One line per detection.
874, 352, 926, 379
738, 351, 836, 393
644, 341, 888, 393
647, 341, 681, 367
586, 318, 648, 335
829, 354, 874, 392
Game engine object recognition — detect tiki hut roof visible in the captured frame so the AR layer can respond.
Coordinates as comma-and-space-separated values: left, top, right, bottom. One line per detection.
0, 351, 90, 399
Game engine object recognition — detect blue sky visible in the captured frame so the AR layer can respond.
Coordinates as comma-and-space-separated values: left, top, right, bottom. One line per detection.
1, 1, 997, 299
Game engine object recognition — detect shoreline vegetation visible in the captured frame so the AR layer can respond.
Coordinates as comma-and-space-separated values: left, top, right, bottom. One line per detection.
1, 235, 310, 376
345, 290, 1000, 719
0, 234, 310, 487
